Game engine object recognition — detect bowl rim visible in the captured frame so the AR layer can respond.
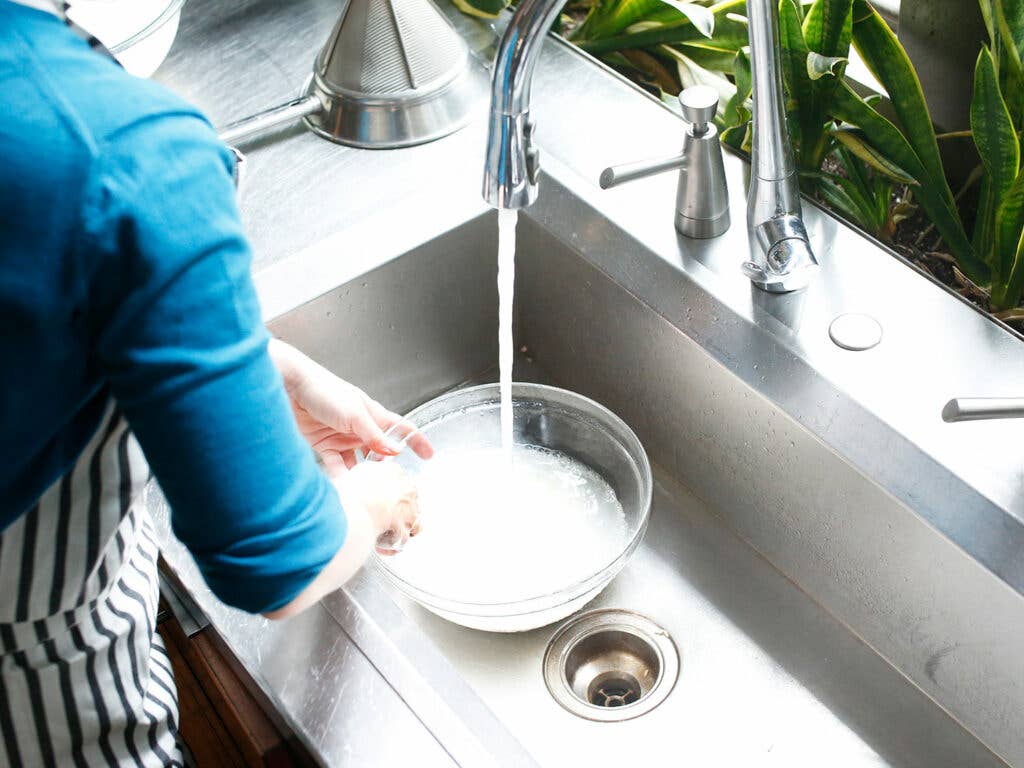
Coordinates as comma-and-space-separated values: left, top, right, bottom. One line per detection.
99, 0, 185, 53
372, 382, 653, 616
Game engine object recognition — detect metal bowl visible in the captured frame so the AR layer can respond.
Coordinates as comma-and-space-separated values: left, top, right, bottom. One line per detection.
373, 383, 652, 632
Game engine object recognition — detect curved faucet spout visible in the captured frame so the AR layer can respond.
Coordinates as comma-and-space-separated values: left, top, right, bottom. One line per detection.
483, 0, 566, 209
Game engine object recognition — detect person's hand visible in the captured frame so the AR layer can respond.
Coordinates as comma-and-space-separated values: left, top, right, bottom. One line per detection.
334, 461, 420, 555
265, 461, 420, 618
269, 339, 433, 476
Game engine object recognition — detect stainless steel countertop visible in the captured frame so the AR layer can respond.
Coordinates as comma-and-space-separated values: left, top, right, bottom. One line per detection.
160, 0, 1022, 574
151, 0, 1023, 764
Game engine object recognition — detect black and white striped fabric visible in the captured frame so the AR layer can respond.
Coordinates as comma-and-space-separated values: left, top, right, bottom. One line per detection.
0, 403, 183, 766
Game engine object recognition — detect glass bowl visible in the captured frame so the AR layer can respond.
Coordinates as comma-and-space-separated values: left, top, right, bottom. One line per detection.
67, 0, 185, 77
369, 383, 652, 632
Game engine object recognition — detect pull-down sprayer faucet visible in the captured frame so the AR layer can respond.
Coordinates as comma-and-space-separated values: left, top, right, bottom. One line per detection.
741, 0, 819, 291
482, 0, 819, 292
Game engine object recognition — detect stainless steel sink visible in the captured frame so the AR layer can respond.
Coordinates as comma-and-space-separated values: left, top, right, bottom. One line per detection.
150, 0, 1024, 762
268, 211, 1011, 767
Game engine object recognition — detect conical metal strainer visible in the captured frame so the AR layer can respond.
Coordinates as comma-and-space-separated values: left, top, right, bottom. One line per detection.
302, 0, 486, 148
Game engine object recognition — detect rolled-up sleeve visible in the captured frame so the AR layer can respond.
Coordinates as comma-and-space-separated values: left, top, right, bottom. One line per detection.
84, 108, 345, 614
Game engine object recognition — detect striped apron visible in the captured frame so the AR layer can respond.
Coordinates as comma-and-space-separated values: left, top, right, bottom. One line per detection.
0, 403, 183, 766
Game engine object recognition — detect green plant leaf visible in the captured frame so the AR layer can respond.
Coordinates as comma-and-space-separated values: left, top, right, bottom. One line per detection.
573, 0, 662, 41
779, 0, 817, 165
980, 0, 997, 46
803, 0, 853, 59
971, 47, 1019, 200
660, 44, 736, 98
971, 46, 1020, 264
723, 47, 752, 126
807, 52, 847, 80
822, 148, 899, 240
576, 0, 746, 56
838, 145, 870, 189
995, 235, 1024, 308
721, 121, 751, 152
573, 0, 718, 43
777, 0, 854, 171
779, 0, 813, 106
658, 0, 715, 37
992, 168, 1024, 307
668, 41, 743, 72
831, 127, 917, 184
791, 0, 805, 24
831, 81, 987, 282
891, 199, 917, 227
824, 172, 874, 220
995, 0, 1024, 78
449, 0, 508, 18
813, 175, 873, 231
851, 1, 947, 194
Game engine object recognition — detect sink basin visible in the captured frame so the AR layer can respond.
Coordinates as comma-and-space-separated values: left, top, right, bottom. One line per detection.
267, 209, 1012, 767
147, 1, 1023, 763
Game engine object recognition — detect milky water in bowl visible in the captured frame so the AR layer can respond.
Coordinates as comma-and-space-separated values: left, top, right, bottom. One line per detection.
388, 443, 629, 605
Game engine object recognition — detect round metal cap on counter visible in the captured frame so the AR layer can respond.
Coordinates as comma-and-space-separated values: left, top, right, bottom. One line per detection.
829, 313, 883, 351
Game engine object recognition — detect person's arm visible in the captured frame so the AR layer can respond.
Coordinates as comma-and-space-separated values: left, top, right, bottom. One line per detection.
85, 105, 406, 615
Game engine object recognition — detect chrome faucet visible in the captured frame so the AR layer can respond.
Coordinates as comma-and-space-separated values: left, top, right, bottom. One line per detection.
481, 0, 557, 209
741, 0, 818, 292
482, 0, 819, 292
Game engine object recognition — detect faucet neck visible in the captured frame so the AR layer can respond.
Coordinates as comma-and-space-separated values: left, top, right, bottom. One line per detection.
483, 0, 567, 208
489, 0, 566, 118
742, 0, 819, 292
747, 0, 797, 183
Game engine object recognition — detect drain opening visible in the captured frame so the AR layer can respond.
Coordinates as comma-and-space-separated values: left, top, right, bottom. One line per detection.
544, 609, 679, 722
587, 672, 642, 707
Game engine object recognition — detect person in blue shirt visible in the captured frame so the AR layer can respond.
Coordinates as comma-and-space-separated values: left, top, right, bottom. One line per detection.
0, 1, 431, 765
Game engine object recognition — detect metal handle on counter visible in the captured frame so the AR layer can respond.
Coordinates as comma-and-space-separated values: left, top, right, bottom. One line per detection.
942, 398, 1024, 422
599, 153, 687, 189
217, 95, 322, 146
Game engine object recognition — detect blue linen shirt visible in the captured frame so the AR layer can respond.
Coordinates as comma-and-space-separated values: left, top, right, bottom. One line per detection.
0, 1, 346, 613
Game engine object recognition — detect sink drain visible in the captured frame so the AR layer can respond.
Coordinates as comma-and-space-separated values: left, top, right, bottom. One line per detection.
588, 670, 642, 707
543, 609, 678, 722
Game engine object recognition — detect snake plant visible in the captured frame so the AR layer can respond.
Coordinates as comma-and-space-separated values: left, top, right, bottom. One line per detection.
967, 0, 1024, 310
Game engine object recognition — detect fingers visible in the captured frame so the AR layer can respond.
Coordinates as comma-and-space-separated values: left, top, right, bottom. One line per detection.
317, 449, 349, 479
341, 449, 359, 470
314, 434, 371, 454
365, 400, 434, 460
350, 407, 403, 457
400, 423, 434, 460
374, 509, 421, 557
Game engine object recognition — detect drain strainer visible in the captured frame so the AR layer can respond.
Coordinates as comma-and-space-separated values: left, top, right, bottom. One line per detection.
543, 609, 679, 722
